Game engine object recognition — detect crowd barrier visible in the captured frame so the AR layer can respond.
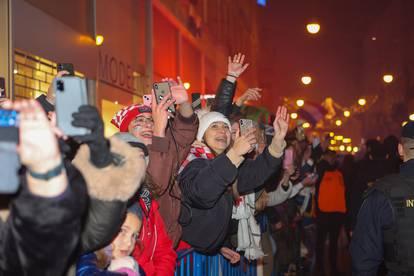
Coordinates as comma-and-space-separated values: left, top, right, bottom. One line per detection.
175, 249, 257, 276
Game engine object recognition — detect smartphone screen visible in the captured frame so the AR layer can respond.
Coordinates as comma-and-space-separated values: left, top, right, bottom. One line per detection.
57, 63, 75, 76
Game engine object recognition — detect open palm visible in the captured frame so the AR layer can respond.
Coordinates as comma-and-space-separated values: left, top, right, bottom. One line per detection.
273, 106, 289, 141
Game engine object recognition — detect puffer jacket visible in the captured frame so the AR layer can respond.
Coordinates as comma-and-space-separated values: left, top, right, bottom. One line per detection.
132, 189, 177, 276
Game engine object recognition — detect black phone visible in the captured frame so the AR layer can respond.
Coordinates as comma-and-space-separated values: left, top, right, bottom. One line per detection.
191, 93, 201, 110
0, 109, 20, 193
153, 82, 176, 115
57, 63, 75, 76
0, 77, 6, 98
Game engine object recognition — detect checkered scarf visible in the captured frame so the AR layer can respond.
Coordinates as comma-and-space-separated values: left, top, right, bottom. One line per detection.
178, 141, 215, 174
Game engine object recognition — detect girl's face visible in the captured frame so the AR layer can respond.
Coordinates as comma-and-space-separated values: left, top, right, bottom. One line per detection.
128, 113, 154, 146
111, 213, 142, 259
204, 121, 231, 155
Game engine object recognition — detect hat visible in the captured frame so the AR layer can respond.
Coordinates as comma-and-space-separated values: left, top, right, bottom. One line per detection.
196, 111, 231, 141
111, 104, 152, 132
113, 132, 149, 164
402, 121, 414, 139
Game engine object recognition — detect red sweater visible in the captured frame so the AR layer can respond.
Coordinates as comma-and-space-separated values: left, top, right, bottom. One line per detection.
132, 197, 177, 276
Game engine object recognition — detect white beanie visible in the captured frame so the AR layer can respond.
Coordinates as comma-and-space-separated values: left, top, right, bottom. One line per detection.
197, 111, 231, 141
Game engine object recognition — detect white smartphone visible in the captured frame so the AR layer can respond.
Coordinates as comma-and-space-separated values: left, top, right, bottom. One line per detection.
54, 77, 90, 136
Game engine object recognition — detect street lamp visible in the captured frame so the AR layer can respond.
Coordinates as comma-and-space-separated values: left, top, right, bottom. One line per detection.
358, 98, 366, 106
306, 23, 320, 34
344, 110, 350, 117
95, 35, 104, 46
290, 113, 298, 119
353, 146, 359, 153
339, 145, 345, 152
301, 76, 312, 85
383, 74, 394, 84
335, 119, 342, 126
296, 99, 305, 107
409, 114, 414, 121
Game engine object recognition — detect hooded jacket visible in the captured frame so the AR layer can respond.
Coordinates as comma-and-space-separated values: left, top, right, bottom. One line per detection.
132, 190, 177, 276
178, 147, 283, 253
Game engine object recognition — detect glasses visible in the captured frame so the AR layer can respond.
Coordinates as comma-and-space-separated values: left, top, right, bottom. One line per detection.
132, 116, 154, 126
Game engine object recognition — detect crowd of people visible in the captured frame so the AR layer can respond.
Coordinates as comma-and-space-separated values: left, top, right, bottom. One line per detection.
0, 52, 413, 276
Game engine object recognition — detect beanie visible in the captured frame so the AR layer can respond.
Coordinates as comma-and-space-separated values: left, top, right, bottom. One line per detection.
196, 111, 231, 141
111, 104, 152, 132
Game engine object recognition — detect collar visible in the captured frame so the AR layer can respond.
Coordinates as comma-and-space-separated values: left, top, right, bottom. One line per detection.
400, 159, 414, 178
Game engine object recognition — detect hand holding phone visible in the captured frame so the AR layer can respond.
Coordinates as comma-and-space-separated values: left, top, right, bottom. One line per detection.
239, 119, 254, 136
153, 82, 175, 115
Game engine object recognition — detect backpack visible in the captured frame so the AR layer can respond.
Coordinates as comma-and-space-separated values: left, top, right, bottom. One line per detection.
317, 170, 346, 213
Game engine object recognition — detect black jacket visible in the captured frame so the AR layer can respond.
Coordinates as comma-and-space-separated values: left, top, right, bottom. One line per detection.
178, 147, 282, 253
211, 79, 239, 117
0, 163, 87, 275
350, 159, 414, 275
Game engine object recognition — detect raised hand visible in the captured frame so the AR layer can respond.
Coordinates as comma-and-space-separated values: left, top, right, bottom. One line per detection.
162, 76, 188, 105
235, 87, 262, 107
151, 89, 175, 137
227, 53, 249, 78
273, 106, 289, 142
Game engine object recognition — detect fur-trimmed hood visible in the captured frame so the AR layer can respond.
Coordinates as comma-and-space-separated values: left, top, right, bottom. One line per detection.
73, 136, 146, 201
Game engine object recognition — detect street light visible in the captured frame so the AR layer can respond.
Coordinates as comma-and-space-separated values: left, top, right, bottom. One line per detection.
353, 146, 359, 153
409, 113, 414, 121
346, 146, 352, 152
344, 110, 351, 117
290, 113, 298, 119
301, 76, 312, 85
329, 132, 335, 137
358, 98, 366, 106
335, 119, 342, 126
296, 99, 305, 107
339, 145, 345, 152
306, 23, 320, 34
303, 122, 310, 128
383, 74, 394, 84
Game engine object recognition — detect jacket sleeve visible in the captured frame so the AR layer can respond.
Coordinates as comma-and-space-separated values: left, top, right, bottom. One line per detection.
0, 163, 87, 274
73, 136, 146, 254
211, 78, 237, 117
179, 155, 238, 209
349, 190, 394, 276
152, 204, 177, 276
76, 253, 122, 276
237, 147, 283, 194
266, 182, 293, 207
147, 113, 198, 194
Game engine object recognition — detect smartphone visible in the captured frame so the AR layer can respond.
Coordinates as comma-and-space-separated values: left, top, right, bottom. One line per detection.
143, 94, 152, 106
153, 82, 175, 114
191, 93, 201, 110
57, 63, 75, 76
0, 109, 20, 193
54, 77, 90, 136
283, 148, 294, 169
239, 119, 254, 136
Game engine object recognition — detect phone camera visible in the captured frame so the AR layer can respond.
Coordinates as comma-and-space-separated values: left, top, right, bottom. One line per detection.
57, 80, 64, 92
154, 84, 158, 89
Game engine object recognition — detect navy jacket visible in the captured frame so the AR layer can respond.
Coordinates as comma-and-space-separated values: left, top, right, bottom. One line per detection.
350, 159, 414, 275
178, 146, 282, 253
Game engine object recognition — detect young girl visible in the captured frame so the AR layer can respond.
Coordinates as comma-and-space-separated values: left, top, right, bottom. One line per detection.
76, 204, 143, 276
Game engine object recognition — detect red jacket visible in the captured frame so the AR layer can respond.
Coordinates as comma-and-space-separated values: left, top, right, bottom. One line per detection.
132, 195, 177, 276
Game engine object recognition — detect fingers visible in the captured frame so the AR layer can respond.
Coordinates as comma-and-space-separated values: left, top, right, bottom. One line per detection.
151, 89, 157, 109
228, 56, 232, 64
176, 76, 183, 86
241, 63, 249, 72
240, 54, 245, 64
56, 70, 69, 78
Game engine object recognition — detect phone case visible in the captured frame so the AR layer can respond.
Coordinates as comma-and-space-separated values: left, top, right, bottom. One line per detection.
153, 82, 175, 114
143, 94, 152, 106
239, 119, 253, 136
54, 77, 90, 136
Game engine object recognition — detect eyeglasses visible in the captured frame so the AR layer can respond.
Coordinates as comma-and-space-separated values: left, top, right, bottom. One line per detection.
132, 116, 154, 126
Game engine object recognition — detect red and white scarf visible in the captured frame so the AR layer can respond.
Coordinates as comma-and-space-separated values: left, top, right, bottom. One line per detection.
179, 141, 215, 174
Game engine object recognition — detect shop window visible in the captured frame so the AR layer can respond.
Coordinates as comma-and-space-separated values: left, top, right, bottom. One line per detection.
14, 49, 84, 99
